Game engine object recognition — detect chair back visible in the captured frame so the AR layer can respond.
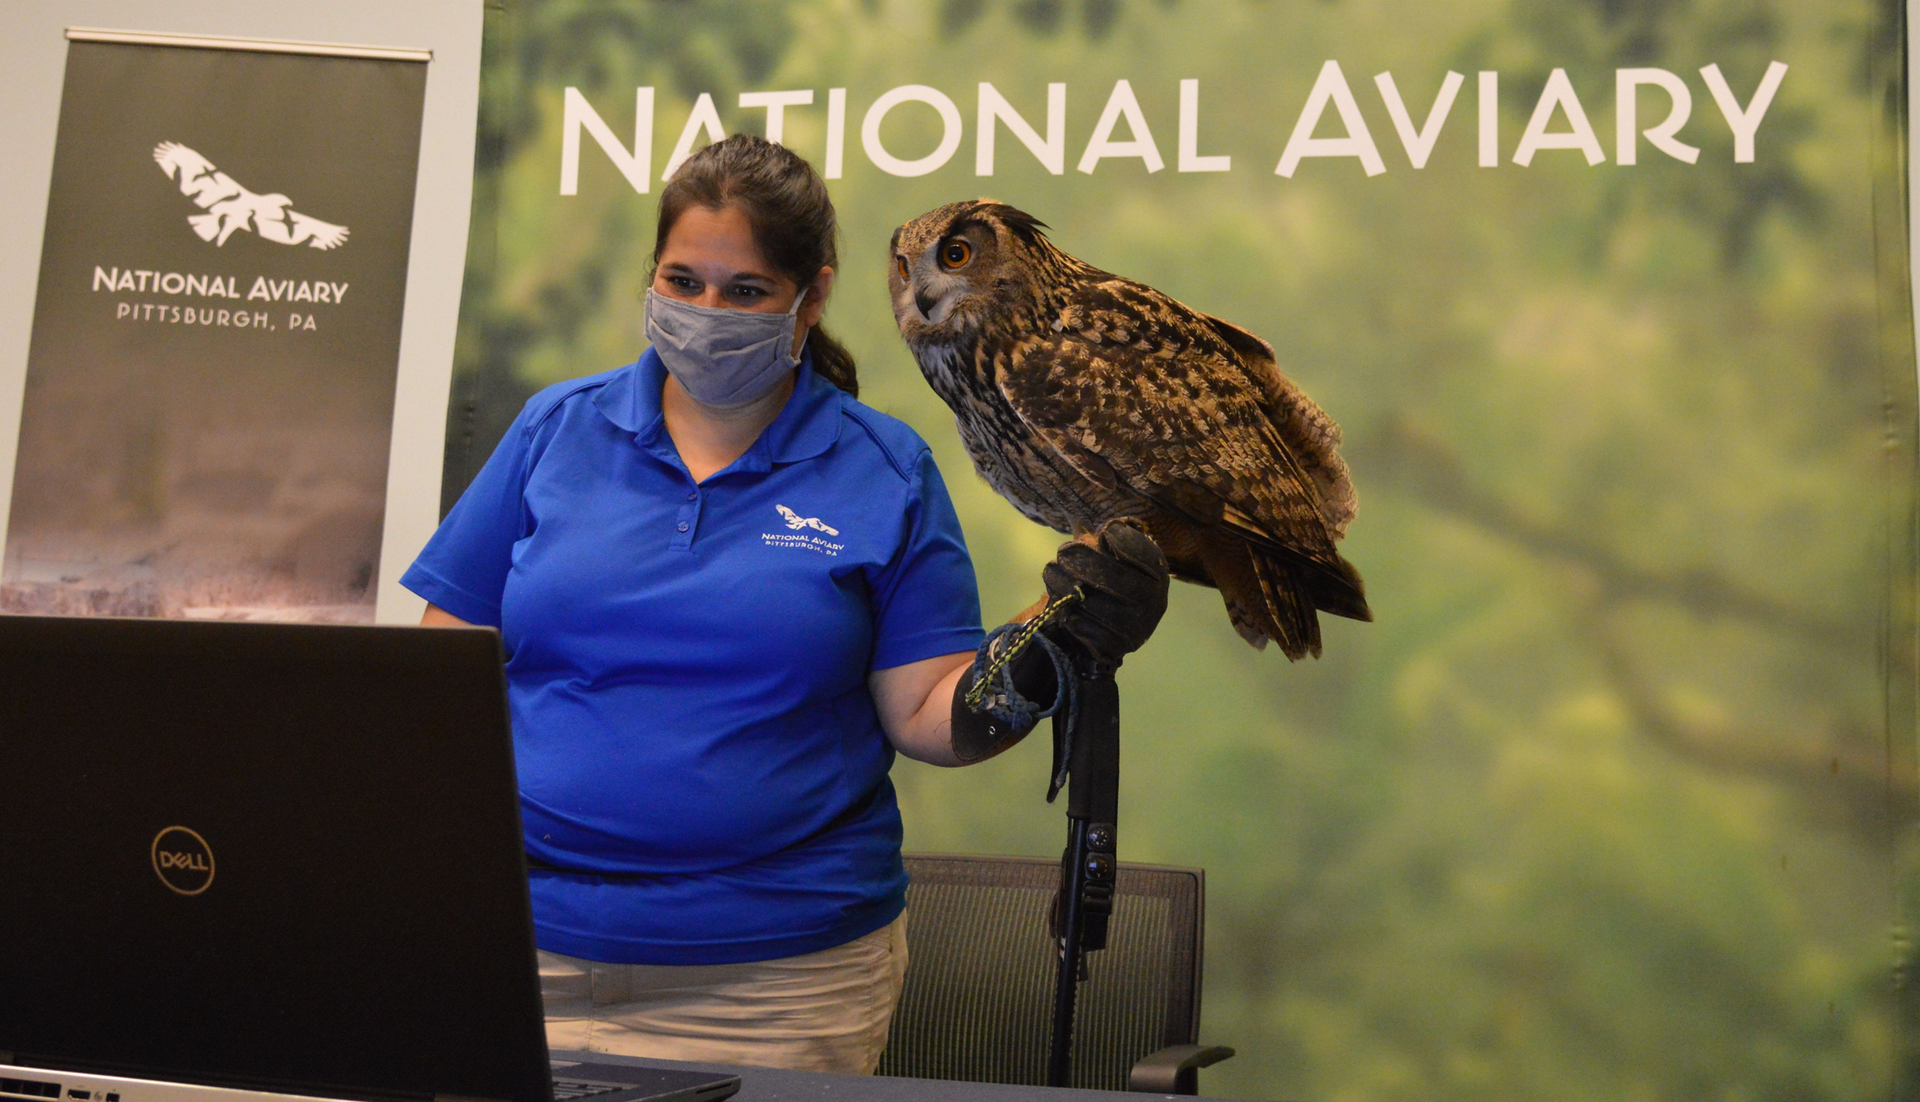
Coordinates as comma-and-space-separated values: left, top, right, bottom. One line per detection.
877, 853, 1206, 1091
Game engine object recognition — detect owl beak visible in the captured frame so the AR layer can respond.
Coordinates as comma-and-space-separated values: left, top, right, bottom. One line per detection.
913, 288, 939, 320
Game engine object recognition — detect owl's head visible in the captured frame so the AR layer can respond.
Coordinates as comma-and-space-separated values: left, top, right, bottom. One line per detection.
888, 199, 1050, 344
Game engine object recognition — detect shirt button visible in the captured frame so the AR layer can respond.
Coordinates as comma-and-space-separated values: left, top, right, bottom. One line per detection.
676, 521, 689, 532
686, 490, 697, 501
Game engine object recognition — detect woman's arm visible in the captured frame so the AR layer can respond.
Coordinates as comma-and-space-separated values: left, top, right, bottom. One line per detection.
420, 604, 476, 628
870, 652, 977, 767
873, 521, 1172, 769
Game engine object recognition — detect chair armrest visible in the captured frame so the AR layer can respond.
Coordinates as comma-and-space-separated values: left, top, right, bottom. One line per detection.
1128, 1044, 1235, 1094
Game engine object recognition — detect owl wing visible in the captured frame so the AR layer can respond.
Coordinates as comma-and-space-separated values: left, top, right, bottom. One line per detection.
1197, 313, 1357, 538
994, 277, 1348, 575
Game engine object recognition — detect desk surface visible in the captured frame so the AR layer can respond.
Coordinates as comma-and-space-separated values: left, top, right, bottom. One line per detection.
550, 1051, 1196, 1102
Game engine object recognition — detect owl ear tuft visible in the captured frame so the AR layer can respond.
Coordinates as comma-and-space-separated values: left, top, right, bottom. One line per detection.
971, 202, 1049, 246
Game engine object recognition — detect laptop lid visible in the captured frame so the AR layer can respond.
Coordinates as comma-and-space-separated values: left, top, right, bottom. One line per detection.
0, 616, 551, 1102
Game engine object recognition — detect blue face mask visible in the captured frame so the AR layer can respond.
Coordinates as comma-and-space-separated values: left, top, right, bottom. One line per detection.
644, 287, 805, 410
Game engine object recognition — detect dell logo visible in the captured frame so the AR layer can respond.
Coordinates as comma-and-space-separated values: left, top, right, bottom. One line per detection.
150, 826, 215, 896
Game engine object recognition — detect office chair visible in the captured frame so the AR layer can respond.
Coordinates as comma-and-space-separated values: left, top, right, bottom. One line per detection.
877, 853, 1234, 1094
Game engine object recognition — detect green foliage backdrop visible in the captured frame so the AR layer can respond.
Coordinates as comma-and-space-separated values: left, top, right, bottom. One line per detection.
446, 1, 1920, 1097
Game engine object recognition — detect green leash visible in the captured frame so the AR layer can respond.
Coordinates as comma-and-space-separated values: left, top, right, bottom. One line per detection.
964, 588, 1084, 711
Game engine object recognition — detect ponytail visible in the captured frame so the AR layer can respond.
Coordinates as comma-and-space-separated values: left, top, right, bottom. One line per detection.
805, 325, 858, 399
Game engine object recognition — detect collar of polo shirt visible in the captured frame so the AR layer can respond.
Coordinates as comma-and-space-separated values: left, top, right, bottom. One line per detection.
593, 346, 845, 473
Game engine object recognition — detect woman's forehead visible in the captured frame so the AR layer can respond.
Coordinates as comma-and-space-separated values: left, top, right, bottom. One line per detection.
659, 204, 785, 282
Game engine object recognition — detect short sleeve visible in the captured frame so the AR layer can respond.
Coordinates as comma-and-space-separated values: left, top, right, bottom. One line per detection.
867, 449, 986, 670
399, 406, 540, 627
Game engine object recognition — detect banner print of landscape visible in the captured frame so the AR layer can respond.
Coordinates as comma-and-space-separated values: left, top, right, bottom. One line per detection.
2, 41, 426, 622
448, 1, 1916, 1098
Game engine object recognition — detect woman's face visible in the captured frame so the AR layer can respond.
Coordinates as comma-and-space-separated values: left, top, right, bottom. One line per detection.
652, 204, 832, 338
654, 204, 797, 311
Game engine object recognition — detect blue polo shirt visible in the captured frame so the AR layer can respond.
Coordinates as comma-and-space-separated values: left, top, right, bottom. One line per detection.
401, 350, 984, 965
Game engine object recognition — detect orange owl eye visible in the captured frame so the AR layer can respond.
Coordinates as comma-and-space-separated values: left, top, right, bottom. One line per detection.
896, 255, 910, 281
939, 239, 972, 269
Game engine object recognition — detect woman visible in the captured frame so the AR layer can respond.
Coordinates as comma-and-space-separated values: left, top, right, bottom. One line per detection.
401, 135, 1167, 1074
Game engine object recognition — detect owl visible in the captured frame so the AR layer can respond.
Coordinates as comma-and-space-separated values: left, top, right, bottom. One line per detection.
888, 199, 1371, 658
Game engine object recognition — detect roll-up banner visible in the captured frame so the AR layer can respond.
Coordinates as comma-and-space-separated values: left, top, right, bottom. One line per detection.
0, 31, 428, 622
446, 2, 1917, 1096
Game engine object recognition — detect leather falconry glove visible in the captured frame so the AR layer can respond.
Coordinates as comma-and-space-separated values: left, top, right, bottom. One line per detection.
949, 520, 1171, 763
1039, 519, 1171, 671
949, 633, 1061, 763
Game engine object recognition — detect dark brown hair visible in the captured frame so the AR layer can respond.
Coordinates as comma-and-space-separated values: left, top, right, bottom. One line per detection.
653, 134, 857, 397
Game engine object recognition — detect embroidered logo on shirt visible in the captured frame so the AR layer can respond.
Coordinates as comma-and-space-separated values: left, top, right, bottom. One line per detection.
765, 505, 843, 557
776, 504, 840, 536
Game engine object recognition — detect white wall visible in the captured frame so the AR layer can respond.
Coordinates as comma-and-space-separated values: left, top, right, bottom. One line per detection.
0, 0, 483, 624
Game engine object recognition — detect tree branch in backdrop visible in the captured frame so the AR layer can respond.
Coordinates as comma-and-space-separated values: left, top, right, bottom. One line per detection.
1367, 416, 1863, 651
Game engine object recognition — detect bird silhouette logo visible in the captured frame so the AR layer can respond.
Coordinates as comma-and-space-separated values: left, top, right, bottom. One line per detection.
152, 142, 349, 250
776, 505, 839, 536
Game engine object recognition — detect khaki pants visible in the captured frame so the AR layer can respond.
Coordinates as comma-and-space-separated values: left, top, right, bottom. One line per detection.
538, 913, 908, 1075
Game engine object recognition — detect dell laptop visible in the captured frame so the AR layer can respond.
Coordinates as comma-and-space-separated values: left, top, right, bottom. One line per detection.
0, 615, 738, 1102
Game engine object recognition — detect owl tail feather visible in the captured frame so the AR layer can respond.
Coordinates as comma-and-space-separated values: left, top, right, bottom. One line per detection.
1202, 537, 1319, 659
1251, 551, 1321, 660
1310, 556, 1373, 623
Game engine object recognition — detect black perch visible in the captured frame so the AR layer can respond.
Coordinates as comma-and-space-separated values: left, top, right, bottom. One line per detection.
1049, 668, 1119, 1087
